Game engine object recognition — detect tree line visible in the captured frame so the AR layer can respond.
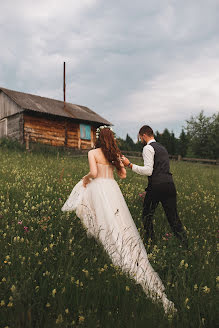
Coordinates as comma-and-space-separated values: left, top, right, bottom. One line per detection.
117, 111, 219, 159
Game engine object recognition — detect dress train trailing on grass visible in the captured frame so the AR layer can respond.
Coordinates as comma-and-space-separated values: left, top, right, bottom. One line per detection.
62, 163, 176, 314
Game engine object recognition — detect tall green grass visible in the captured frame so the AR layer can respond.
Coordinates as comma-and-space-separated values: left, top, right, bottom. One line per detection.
0, 147, 218, 327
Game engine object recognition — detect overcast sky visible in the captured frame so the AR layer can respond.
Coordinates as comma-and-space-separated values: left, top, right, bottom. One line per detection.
1, 0, 219, 140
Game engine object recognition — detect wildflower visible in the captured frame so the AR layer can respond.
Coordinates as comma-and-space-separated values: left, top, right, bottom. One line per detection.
0, 300, 5, 306
78, 315, 85, 323
24, 226, 29, 232
179, 260, 184, 267
52, 289, 57, 297
185, 263, 188, 269
82, 269, 89, 277
18, 221, 23, 224
43, 247, 48, 253
125, 286, 130, 291
65, 308, 69, 314
194, 284, 198, 291
56, 314, 63, 324
2, 277, 6, 282
10, 285, 16, 293
46, 302, 50, 307
202, 286, 210, 293
216, 276, 219, 282
184, 298, 189, 305
7, 301, 13, 307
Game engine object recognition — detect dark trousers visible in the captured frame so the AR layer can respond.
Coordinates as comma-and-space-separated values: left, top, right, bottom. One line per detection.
142, 182, 188, 248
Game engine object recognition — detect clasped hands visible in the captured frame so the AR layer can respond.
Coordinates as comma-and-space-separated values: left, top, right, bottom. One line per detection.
121, 155, 131, 167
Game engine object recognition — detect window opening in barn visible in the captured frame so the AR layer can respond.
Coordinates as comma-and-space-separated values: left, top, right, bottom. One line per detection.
80, 124, 91, 140
0, 118, 7, 138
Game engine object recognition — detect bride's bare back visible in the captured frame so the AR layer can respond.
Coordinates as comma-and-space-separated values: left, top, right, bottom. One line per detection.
83, 148, 126, 187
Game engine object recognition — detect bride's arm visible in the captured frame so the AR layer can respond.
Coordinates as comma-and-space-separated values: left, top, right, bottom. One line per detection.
83, 150, 98, 187
116, 157, 126, 179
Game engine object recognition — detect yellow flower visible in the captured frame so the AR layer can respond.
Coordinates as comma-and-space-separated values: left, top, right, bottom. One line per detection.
79, 315, 85, 323
52, 289, 57, 297
56, 314, 63, 324
11, 285, 16, 293
194, 284, 198, 291
7, 301, 13, 307
125, 286, 130, 291
0, 300, 5, 306
184, 298, 189, 305
179, 260, 184, 267
216, 276, 219, 282
46, 302, 51, 307
202, 286, 210, 293
65, 308, 69, 314
2, 277, 6, 282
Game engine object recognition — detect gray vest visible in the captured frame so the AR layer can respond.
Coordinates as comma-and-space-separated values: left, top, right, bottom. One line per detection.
148, 142, 173, 185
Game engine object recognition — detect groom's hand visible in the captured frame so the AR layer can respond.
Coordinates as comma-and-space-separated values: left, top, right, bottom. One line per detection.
121, 156, 130, 167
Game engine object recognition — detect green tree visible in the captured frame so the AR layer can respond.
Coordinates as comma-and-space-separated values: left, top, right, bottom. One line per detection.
185, 111, 219, 159
178, 129, 189, 157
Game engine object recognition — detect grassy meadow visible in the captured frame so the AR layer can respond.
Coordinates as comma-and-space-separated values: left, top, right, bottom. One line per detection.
0, 144, 218, 327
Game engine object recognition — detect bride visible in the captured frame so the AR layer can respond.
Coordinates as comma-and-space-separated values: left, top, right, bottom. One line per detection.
62, 127, 176, 314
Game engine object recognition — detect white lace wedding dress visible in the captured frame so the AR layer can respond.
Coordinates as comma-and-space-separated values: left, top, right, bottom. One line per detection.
62, 163, 176, 314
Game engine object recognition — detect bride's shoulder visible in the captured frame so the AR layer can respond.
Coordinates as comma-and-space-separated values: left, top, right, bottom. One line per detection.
88, 148, 99, 155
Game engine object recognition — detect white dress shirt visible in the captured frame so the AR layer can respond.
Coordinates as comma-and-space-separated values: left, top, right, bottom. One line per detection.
132, 139, 156, 176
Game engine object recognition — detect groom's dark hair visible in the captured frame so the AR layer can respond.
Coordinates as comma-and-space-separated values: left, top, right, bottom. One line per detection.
139, 125, 154, 137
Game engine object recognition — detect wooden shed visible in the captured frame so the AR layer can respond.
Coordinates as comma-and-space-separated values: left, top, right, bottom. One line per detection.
0, 87, 111, 149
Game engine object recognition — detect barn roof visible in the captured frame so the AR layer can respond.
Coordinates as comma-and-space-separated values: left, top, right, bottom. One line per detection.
0, 87, 112, 125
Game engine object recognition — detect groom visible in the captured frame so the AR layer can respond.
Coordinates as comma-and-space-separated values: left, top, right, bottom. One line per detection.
122, 125, 188, 248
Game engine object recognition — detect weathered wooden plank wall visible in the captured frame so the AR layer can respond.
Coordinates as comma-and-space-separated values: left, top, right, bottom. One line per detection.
7, 113, 24, 141
0, 91, 22, 120
24, 113, 96, 149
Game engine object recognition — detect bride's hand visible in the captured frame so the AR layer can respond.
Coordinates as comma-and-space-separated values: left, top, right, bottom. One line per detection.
83, 175, 90, 188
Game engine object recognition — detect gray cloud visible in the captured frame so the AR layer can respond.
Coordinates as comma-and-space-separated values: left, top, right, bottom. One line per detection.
0, 0, 219, 140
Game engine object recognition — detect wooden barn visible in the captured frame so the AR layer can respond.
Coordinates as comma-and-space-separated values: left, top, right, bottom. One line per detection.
0, 87, 111, 149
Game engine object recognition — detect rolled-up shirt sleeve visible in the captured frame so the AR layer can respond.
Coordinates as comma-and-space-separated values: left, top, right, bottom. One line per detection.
132, 145, 154, 176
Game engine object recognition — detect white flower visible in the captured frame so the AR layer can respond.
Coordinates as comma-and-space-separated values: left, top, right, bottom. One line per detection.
96, 125, 114, 139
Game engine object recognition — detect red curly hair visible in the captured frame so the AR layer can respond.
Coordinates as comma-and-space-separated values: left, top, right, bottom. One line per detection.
95, 128, 122, 170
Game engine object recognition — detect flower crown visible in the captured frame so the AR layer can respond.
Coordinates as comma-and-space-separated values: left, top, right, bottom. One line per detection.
96, 125, 114, 139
